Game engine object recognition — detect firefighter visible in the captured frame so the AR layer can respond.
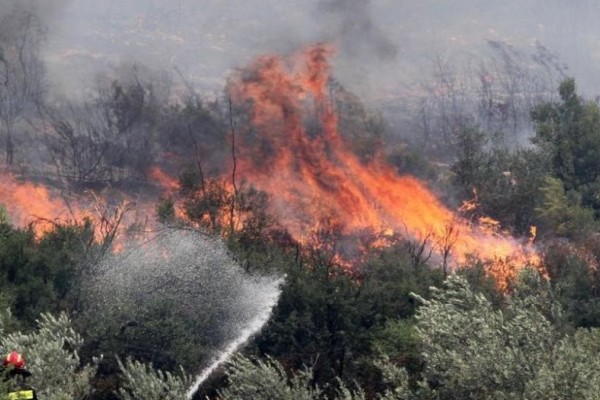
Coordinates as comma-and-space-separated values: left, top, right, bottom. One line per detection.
2, 351, 37, 400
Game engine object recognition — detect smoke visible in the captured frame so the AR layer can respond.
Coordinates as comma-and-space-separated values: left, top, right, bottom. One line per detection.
0, 0, 68, 20
28, 0, 600, 103
315, 0, 397, 62
0, 0, 68, 49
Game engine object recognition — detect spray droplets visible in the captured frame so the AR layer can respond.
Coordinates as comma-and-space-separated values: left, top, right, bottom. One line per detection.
84, 229, 282, 391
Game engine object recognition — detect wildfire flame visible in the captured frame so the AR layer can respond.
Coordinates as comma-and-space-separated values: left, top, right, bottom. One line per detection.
0, 173, 89, 233
149, 166, 180, 193
0, 43, 543, 290
228, 43, 542, 289
0, 173, 156, 252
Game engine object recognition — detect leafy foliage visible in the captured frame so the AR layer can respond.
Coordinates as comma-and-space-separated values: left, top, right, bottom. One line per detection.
117, 358, 192, 400
532, 78, 600, 214
218, 272, 600, 400
0, 223, 94, 327
5, 10, 600, 398
218, 355, 323, 400
377, 272, 600, 399
0, 312, 96, 400
253, 238, 442, 398
411, 272, 560, 399
535, 176, 596, 238
450, 125, 547, 235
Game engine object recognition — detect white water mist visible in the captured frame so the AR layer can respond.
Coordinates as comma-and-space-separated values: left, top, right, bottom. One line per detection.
84, 228, 283, 394
186, 276, 282, 397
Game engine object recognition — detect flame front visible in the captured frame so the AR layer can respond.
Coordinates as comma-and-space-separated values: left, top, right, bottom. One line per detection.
0, 174, 86, 233
0, 173, 154, 252
228, 43, 541, 288
0, 44, 542, 289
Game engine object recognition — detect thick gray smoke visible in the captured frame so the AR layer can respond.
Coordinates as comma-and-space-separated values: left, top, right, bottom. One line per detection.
4, 1, 600, 113
315, 0, 397, 61
31, 0, 600, 102
0, 0, 67, 21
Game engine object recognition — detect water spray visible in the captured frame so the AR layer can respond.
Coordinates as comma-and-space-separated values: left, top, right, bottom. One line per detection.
186, 276, 283, 398
84, 228, 284, 396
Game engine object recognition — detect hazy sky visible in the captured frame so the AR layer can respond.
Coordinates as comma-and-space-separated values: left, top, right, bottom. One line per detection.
34, 0, 600, 101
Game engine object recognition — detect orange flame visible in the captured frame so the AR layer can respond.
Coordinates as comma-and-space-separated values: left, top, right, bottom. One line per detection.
0, 44, 543, 289
228, 43, 542, 289
0, 174, 88, 233
0, 172, 163, 251
149, 166, 180, 193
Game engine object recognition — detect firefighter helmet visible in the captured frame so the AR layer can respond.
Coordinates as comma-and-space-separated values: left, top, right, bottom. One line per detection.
3, 351, 25, 369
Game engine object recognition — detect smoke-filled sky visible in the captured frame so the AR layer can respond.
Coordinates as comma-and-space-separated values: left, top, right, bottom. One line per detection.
20, 0, 600, 101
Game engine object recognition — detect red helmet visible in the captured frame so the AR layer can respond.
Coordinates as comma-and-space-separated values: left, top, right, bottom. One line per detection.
3, 351, 25, 369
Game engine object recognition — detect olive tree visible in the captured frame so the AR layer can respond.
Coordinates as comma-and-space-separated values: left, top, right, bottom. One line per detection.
0, 312, 96, 400
379, 272, 600, 399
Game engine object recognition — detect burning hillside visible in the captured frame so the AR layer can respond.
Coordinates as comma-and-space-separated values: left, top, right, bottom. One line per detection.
0, 173, 154, 248
227, 43, 542, 288
0, 43, 542, 289
0, 174, 86, 233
